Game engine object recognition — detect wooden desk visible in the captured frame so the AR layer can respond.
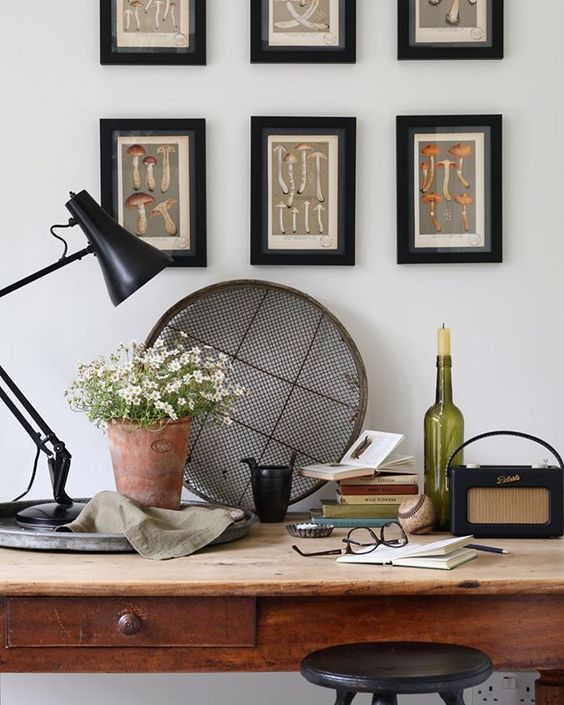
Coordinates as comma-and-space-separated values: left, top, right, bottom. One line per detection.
1, 520, 563, 704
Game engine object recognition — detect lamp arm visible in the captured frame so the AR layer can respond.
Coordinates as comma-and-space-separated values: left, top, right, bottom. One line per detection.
0, 245, 93, 300
0, 242, 91, 508
0, 362, 61, 442
0, 364, 73, 506
0, 382, 53, 457
48, 446, 73, 506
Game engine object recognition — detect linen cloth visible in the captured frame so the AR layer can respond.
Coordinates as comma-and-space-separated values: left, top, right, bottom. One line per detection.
56, 490, 244, 560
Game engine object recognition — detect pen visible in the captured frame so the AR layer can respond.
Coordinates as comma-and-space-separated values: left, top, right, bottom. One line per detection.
466, 543, 509, 555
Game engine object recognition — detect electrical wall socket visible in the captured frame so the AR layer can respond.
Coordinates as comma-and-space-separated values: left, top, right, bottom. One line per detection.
471, 672, 537, 705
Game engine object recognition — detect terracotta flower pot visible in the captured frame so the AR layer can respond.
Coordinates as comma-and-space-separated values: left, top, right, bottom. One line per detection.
106, 417, 192, 510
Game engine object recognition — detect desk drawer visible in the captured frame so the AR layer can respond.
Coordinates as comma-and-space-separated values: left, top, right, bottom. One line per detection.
6, 597, 256, 648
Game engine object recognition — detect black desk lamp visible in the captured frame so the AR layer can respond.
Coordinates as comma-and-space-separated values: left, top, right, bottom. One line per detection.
1, 190, 172, 529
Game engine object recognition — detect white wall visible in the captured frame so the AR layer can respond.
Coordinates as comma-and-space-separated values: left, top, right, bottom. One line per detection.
0, 1, 560, 703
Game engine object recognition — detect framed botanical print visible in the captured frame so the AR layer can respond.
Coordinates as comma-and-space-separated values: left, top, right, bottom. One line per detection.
398, 0, 503, 60
100, 0, 206, 65
250, 0, 356, 63
251, 117, 356, 266
100, 119, 206, 267
397, 115, 502, 264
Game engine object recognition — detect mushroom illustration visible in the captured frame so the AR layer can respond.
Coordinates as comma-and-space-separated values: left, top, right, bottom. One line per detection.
153, 0, 164, 29
169, 2, 177, 27
420, 162, 429, 192
145, 0, 154, 13
150, 198, 178, 236
420, 144, 440, 193
422, 193, 443, 233
455, 193, 474, 232
157, 145, 175, 193
273, 145, 289, 195
127, 144, 146, 191
304, 200, 312, 234
290, 207, 299, 234
130, 0, 143, 29
125, 192, 155, 236
275, 0, 319, 28
314, 204, 325, 234
446, 0, 460, 25
278, 0, 329, 30
448, 143, 473, 189
284, 152, 298, 208
143, 155, 157, 192
163, 0, 171, 20
309, 151, 328, 202
296, 144, 312, 195
124, 8, 133, 30
276, 202, 287, 234
436, 159, 457, 201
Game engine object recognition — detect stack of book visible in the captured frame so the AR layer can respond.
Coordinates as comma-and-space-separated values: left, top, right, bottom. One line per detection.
299, 430, 419, 528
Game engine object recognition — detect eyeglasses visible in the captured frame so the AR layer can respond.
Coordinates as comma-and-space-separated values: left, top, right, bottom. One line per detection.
292, 522, 408, 558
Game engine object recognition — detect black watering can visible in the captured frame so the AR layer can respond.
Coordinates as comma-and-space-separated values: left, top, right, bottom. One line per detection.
240, 452, 297, 523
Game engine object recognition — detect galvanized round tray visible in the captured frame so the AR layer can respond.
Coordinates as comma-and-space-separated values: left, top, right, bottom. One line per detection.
0, 500, 257, 553
146, 280, 368, 510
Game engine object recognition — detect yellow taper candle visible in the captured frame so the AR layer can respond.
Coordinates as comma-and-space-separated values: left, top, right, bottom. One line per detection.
437, 324, 451, 356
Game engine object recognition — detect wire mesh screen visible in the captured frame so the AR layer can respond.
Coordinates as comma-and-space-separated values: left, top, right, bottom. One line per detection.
146, 280, 367, 509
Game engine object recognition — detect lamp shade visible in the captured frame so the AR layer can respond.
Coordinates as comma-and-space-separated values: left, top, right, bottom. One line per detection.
65, 190, 173, 306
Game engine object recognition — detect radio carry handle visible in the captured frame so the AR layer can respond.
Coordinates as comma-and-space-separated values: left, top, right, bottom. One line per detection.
445, 430, 564, 481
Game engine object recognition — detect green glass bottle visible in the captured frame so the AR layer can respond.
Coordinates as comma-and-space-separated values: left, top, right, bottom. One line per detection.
424, 330, 464, 531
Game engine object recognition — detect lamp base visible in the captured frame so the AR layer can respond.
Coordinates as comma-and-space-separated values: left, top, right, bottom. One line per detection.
16, 501, 86, 530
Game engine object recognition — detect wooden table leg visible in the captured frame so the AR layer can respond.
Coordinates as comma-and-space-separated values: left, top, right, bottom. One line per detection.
536, 671, 564, 705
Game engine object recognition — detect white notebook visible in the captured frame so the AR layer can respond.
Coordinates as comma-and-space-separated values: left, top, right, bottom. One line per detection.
391, 548, 477, 571
337, 535, 476, 570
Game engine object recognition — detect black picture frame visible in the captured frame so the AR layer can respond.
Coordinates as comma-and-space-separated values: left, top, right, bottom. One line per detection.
398, 0, 503, 60
100, 118, 207, 267
100, 0, 206, 65
396, 114, 502, 264
251, 116, 356, 266
251, 0, 356, 64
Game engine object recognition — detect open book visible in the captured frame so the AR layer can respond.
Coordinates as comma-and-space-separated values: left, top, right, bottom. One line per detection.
299, 430, 414, 482
337, 535, 477, 570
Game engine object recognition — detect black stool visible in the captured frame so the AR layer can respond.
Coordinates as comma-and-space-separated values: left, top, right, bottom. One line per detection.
300, 642, 492, 705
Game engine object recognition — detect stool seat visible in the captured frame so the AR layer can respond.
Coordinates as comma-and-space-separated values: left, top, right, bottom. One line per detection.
300, 642, 493, 695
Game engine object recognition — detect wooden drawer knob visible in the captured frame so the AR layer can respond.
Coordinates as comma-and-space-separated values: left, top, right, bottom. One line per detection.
118, 613, 141, 636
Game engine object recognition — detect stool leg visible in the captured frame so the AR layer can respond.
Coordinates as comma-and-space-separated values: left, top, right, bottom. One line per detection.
439, 691, 466, 705
334, 691, 356, 705
371, 696, 398, 705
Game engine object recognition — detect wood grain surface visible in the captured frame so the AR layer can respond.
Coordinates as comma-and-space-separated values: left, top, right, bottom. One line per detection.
1, 594, 564, 671
0, 516, 563, 597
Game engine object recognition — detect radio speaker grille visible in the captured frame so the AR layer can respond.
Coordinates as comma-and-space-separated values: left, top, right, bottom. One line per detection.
467, 487, 549, 525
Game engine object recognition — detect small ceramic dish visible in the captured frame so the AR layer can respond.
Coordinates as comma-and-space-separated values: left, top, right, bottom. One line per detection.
286, 522, 334, 539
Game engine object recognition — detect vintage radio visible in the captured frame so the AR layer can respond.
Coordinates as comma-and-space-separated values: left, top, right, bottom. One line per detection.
447, 431, 564, 538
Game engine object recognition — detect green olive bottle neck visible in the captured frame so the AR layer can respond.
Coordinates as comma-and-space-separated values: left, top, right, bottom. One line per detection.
435, 355, 453, 404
